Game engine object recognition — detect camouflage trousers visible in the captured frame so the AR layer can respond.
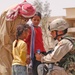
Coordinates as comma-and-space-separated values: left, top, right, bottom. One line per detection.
37, 64, 69, 75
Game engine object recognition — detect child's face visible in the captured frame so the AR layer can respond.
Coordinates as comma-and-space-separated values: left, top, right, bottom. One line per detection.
31, 15, 41, 26
22, 29, 29, 39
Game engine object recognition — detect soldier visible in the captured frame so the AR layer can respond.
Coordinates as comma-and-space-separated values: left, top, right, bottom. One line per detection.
36, 18, 75, 75
0, 0, 35, 75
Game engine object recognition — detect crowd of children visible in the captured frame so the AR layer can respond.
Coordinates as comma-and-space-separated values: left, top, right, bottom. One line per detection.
12, 11, 46, 75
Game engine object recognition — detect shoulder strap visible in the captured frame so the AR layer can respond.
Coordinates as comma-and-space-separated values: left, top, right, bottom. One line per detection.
62, 37, 75, 46
63, 37, 75, 55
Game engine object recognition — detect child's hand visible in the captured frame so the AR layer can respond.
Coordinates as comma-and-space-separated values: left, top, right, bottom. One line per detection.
26, 55, 31, 64
35, 53, 44, 61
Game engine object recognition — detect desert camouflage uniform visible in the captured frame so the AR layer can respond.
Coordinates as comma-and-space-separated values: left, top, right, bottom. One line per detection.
38, 36, 75, 75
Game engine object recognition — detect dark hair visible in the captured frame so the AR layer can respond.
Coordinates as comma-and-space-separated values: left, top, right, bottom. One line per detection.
14, 24, 30, 47
31, 12, 42, 19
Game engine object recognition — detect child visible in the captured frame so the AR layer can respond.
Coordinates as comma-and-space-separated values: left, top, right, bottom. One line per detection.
25, 12, 46, 75
12, 24, 30, 75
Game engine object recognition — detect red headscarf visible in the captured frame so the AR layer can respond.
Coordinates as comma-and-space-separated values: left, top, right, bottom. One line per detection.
6, 0, 36, 21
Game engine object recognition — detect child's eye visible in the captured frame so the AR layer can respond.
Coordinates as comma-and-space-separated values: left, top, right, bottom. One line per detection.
34, 19, 36, 21
34, 19, 40, 22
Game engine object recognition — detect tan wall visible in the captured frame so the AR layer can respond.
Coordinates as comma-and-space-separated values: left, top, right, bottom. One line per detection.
65, 8, 75, 19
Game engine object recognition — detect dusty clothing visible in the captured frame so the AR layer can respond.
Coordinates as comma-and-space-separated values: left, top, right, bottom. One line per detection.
0, 11, 27, 75
41, 37, 74, 75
